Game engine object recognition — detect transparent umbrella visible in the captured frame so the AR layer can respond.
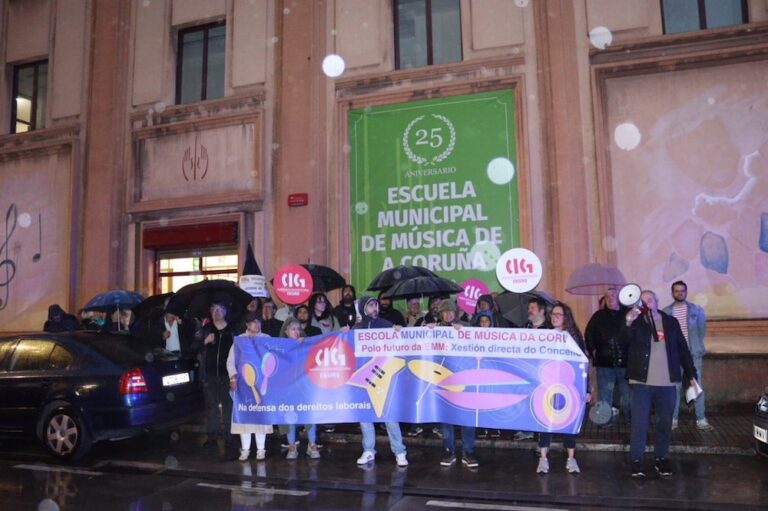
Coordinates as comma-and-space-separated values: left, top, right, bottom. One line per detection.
565, 263, 627, 295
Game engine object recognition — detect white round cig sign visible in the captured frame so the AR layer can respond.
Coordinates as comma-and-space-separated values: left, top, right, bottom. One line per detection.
496, 248, 543, 293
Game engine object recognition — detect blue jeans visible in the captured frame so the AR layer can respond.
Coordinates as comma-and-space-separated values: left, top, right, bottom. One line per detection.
596, 367, 632, 418
673, 356, 705, 421
360, 422, 406, 455
629, 384, 676, 460
287, 424, 317, 444
440, 424, 475, 455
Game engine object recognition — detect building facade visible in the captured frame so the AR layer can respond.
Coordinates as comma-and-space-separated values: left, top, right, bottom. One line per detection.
1, 0, 766, 335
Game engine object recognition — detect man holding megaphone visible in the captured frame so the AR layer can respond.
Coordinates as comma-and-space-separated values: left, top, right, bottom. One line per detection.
620, 289, 699, 479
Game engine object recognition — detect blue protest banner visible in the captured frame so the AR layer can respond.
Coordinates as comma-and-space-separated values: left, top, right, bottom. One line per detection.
232, 327, 589, 434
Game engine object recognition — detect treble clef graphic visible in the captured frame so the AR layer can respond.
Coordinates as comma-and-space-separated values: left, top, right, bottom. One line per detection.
0, 203, 18, 311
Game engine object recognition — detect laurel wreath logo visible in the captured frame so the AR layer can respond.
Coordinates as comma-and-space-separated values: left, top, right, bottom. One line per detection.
402, 114, 456, 165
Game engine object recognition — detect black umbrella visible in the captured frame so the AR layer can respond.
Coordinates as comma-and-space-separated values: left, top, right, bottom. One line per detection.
132, 292, 174, 319
380, 276, 463, 300
82, 289, 145, 312
300, 264, 346, 292
367, 265, 438, 292
495, 290, 557, 327
164, 279, 254, 321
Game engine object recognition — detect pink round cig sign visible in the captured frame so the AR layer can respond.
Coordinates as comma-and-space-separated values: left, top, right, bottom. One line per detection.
457, 278, 490, 314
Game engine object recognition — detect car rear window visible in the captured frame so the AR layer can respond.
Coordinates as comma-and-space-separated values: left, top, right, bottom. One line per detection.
85, 336, 179, 365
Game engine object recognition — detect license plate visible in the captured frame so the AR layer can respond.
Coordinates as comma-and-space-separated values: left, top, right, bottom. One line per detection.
755, 425, 768, 443
163, 372, 190, 387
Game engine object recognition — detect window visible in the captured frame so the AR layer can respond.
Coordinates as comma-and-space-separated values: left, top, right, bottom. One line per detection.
11, 60, 48, 133
395, 0, 462, 70
9, 339, 55, 371
661, 0, 748, 34
48, 345, 73, 370
176, 22, 226, 104
0, 339, 18, 370
156, 250, 238, 293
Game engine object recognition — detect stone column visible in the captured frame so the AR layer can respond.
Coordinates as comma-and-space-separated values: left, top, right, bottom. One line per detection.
534, 0, 592, 321
79, 0, 131, 303
272, 0, 329, 268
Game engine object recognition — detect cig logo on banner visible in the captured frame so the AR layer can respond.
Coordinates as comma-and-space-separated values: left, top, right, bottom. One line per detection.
305, 336, 355, 388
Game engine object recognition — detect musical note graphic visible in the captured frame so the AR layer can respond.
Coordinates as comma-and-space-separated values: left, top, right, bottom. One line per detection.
0, 204, 18, 311
32, 213, 42, 263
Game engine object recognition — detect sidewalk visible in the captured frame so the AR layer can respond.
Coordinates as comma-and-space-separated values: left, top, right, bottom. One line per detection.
181, 406, 758, 457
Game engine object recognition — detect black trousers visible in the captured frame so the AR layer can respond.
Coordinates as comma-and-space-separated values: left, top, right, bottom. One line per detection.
203, 375, 232, 437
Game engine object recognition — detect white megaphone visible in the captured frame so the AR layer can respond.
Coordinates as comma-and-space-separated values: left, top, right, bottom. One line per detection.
618, 283, 642, 308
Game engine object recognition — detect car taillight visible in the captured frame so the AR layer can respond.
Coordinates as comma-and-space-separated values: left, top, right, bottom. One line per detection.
119, 368, 148, 394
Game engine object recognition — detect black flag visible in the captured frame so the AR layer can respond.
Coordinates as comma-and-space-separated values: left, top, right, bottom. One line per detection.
242, 242, 262, 276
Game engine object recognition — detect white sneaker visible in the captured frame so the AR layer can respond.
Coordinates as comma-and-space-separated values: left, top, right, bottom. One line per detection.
396, 453, 408, 467
566, 457, 580, 473
536, 458, 549, 474
356, 451, 375, 465
307, 443, 321, 459
238, 449, 250, 462
671, 419, 678, 430
696, 418, 715, 431
256, 449, 266, 461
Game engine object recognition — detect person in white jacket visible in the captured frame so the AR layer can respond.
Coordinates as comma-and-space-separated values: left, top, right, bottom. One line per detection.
228, 311, 273, 461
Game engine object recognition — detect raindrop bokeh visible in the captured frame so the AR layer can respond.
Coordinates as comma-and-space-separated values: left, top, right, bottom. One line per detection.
322, 54, 346, 78
468, 242, 501, 272
17, 213, 32, 228
38, 499, 59, 511
486, 157, 515, 185
589, 26, 613, 50
613, 122, 642, 151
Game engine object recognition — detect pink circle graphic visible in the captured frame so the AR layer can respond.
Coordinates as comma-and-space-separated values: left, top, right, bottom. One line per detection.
273, 264, 313, 304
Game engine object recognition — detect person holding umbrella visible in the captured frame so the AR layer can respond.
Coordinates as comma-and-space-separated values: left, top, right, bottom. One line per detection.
333, 285, 358, 328
151, 300, 194, 356
308, 292, 340, 334
354, 295, 408, 467
193, 294, 236, 448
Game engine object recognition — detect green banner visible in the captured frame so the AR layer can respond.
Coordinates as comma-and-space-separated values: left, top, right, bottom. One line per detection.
349, 90, 519, 293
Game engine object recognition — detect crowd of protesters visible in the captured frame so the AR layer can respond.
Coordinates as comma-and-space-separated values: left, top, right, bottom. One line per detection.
42, 279, 705, 478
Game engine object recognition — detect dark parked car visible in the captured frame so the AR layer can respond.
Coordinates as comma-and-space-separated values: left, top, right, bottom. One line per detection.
756, 385, 768, 458
0, 331, 203, 460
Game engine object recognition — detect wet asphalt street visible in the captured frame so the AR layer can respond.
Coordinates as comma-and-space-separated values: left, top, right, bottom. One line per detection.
1, 431, 767, 511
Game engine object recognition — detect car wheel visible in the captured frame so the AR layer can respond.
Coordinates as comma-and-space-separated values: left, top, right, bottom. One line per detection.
42, 407, 91, 461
